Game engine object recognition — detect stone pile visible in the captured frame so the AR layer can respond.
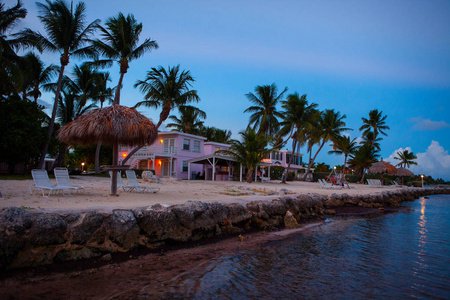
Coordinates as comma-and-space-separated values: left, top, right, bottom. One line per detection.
1, 187, 449, 269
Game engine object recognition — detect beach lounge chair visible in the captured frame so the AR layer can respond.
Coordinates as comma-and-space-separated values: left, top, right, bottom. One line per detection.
109, 171, 134, 192
54, 167, 92, 194
319, 179, 342, 189
30, 169, 75, 197
367, 179, 384, 187
125, 170, 160, 193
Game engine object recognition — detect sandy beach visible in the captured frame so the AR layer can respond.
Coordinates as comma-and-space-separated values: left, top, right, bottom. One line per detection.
0, 176, 401, 211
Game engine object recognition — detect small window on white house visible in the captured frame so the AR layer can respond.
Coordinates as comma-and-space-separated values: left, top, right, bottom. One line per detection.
193, 140, 201, 152
182, 161, 188, 172
183, 138, 190, 151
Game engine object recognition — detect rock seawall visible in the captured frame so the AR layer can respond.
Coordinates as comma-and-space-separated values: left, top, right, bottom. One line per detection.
1, 187, 449, 270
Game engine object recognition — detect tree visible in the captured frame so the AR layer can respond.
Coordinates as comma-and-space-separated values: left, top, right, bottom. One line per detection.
0, 96, 47, 173
302, 109, 350, 180
90, 12, 158, 105
329, 136, 358, 173
122, 65, 200, 164
17, 52, 58, 103
199, 126, 232, 144
166, 105, 206, 134
359, 131, 382, 151
277, 92, 318, 183
394, 149, 418, 168
244, 83, 287, 137
22, 0, 100, 169
0, 1, 41, 97
359, 109, 389, 149
348, 144, 379, 183
220, 127, 270, 183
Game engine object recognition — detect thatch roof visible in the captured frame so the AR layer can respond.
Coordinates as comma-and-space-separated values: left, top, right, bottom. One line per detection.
57, 105, 158, 146
397, 167, 414, 177
369, 160, 397, 174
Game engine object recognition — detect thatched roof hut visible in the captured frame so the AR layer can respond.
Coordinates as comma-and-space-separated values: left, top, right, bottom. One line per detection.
58, 105, 157, 146
369, 160, 397, 175
57, 105, 158, 196
397, 167, 414, 177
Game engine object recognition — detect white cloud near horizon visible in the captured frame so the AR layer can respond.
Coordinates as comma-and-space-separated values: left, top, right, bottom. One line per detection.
410, 117, 450, 131
386, 141, 450, 181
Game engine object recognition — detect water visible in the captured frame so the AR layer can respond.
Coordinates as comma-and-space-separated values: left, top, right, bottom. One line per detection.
157, 195, 450, 299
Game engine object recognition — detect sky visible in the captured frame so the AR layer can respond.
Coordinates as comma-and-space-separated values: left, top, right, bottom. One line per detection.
7, 0, 450, 180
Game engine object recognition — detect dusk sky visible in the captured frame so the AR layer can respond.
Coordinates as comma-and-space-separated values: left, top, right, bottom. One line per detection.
8, 0, 450, 180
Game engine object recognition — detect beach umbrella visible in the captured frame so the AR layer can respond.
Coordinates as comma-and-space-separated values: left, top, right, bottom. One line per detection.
58, 104, 158, 195
396, 167, 414, 185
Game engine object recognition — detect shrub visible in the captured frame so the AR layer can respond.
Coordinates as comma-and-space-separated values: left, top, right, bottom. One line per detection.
269, 166, 285, 180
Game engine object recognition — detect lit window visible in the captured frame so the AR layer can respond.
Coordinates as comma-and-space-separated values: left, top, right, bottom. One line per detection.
215, 147, 220, 153
183, 138, 190, 151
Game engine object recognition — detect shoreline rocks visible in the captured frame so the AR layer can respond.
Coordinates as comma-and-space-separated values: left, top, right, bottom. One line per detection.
1, 187, 449, 270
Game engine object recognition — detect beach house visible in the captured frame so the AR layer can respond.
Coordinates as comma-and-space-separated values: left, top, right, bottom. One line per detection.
120, 131, 310, 181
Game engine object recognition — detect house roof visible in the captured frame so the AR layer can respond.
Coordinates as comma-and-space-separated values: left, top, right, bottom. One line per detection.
158, 131, 207, 140
204, 141, 231, 147
187, 154, 237, 166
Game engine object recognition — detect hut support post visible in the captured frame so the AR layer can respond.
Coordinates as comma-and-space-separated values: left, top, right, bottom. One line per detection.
111, 143, 118, 196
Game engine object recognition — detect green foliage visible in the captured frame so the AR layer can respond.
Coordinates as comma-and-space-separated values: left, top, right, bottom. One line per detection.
0, 97, 46, 172
65, 144, 112, 172
269, 166, 284, 180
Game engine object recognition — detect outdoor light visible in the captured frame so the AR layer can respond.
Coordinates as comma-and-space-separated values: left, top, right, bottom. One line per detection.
421, 174, 424, 188
81, 162, 85, 173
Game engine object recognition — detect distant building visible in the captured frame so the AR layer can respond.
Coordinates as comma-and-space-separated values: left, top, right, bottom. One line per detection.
120, 131, 310, 181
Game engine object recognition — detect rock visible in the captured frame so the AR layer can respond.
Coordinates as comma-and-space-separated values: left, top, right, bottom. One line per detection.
28, 213, 67, 246
100, 253, 112, 262
109, 210, 140, 249
69, 212, 105, 245
324, 209, 337, 215
284, 211, 299, 229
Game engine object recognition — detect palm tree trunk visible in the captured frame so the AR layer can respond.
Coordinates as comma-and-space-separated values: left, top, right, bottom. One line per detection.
95, 142, 102, 174
343, 154, 348, 174
302, 140, 325, 181
113, 71, 125, 105
37, 61, 67, 169
246, 168, 253, 183
359, 169, 367, 184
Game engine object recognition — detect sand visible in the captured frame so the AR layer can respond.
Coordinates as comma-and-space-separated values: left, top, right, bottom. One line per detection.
0, 176, 400, 211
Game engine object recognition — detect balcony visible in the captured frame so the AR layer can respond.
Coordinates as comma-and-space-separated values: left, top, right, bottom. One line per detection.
121, 145, 178, 158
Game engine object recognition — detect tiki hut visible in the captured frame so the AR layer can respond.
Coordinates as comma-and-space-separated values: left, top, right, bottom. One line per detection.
368, 159, 397, 185
396, 167, 414, 185
58, 105, 158, 195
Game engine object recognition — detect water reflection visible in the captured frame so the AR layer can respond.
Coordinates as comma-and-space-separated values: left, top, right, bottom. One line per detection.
150, 195, 450, 299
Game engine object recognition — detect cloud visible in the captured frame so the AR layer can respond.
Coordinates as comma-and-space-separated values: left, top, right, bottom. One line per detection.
386, 141, 450, 181
410, 117, 450, 131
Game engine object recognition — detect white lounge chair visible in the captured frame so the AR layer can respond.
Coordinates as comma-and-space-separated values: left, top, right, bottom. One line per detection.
30, 169, 75, 197
319, 179, 342, 189
54, 167, 92, 194
109, 171, 134, 192
367, 179, 384, 187
125, 170, 160, 193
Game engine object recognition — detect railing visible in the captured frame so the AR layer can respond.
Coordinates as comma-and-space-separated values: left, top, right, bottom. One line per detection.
124, 145, 178, 158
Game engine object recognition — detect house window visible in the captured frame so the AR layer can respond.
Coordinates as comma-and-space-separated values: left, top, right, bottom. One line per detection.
163, 138, 176, 153
193, 140, 201, 152
182, 161, 188, 172
215, 147, 220, 153
183, 138, 190, 151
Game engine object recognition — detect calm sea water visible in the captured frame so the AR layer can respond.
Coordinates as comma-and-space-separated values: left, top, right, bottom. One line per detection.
158, 195, 450, 299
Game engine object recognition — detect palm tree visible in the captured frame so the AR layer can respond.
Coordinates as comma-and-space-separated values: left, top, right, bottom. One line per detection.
394, 149, 418, 168
220, 127, 270, 183
122, 65, 200, 165
329, 136, 358, 173
359, 109, 389, 148
244, 83, 287, 137
348, 144, 379, 183
135, 65, 200, 128
277, 92, 318, 183
302, 109, 350, 180
166, 105, 206, 134
360, 131, 382, 151
199, 126, 232, 144
0, 1, 41, 97
21, 0, 100, 169
18, 52, 58, 103
90, 12, 158, 105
